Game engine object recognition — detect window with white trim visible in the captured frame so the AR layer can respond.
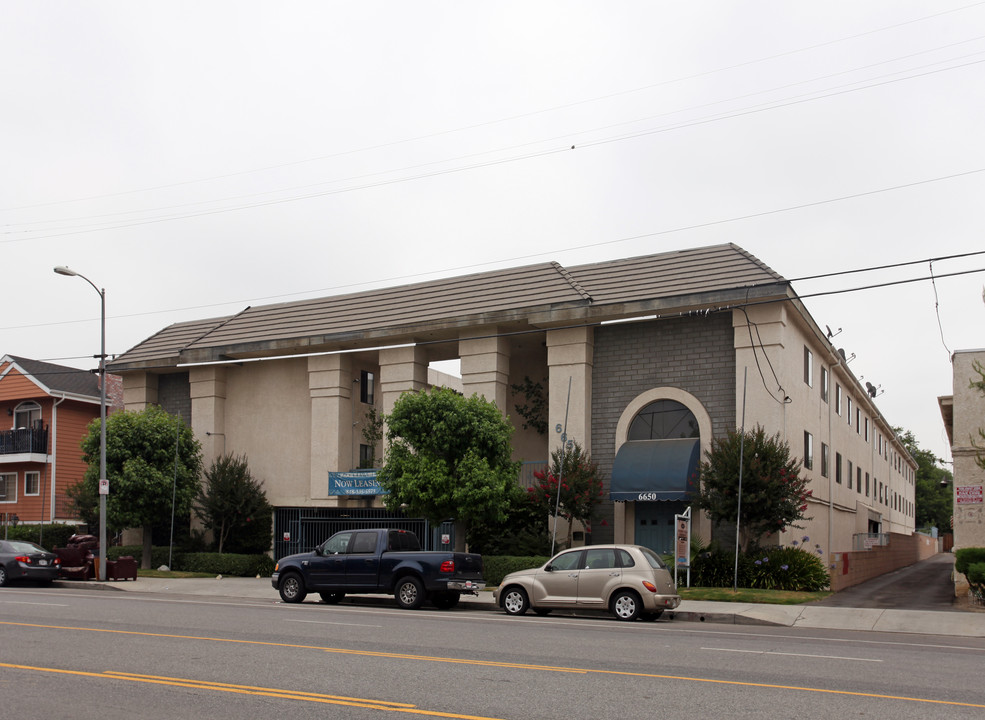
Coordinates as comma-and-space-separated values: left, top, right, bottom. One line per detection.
359, 370, 375, 405
25, 471, 40, 496
13, 401, 41, 429
803, 431, 814, 470
835, 385, 842, 415
821, 367, 828, 402
0, 473, 15, 502
821, 443, 829, 477
804, 347, 813, 387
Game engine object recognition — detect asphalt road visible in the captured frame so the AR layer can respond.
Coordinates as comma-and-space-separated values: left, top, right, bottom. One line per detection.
2, 583, 985, 719
813, 553, 958, 610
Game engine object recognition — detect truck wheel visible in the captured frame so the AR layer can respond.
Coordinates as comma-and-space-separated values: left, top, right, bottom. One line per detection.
430, 591, 461, 609
501, 586, 529, 615
278, 572, 307, 603
319, 591, 345, 604
395, 576, 426, 609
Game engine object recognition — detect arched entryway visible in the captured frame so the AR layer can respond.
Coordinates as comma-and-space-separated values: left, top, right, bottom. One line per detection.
611, 389, 712, 553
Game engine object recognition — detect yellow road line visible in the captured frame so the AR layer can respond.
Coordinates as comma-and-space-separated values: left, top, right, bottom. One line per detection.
0, 663, 503, 720
3, 621, 983, 709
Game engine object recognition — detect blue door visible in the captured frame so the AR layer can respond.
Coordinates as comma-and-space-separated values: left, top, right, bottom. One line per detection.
634, 502, 686, 556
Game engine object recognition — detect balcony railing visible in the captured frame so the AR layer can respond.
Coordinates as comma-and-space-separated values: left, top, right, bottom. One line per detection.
0, 426, 49, 455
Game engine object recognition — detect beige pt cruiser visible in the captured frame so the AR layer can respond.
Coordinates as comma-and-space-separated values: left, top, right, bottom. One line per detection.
493, 544, 681, 621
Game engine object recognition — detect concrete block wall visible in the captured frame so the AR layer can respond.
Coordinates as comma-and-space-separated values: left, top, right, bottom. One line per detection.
592, 314, 736, 544
828, 532, 939, 592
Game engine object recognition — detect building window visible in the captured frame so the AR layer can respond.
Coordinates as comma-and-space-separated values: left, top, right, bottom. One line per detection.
24, 471, 40, 496
835, 385, 842, 415
13, 401, 41, 429
821, 367, 828, 403
628, 399, 699, 440
857, 467, 863, 495
821, 443, 829, 477
847, 397, 853, 425
0, 473, 15, 503
804, 347, 813, 387
847, 460, 854, 490
359, 444, 374, 469
856, 408, 861, 434
835, 452, 843, 484
871, 475, 875, 498
804, 431, 814, 470
864, 418, 869, 442
360, 370, 375, 405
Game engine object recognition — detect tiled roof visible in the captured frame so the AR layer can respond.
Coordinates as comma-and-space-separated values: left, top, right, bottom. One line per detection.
3, 355, 101, 399
109, 243, 788, 370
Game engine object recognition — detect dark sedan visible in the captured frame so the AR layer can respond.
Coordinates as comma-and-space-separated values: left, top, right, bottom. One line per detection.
0, 540, 61, 586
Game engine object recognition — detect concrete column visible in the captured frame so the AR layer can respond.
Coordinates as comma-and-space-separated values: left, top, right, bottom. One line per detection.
189, 366, 227, 466
308, 354, 353, 503
460, 330, 511, 413
379, 346, 429, 416
546, 326, 594, 455
121, 372, 158, 411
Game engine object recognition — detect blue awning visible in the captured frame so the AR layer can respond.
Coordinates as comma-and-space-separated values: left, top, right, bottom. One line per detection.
610, 438, 700, 502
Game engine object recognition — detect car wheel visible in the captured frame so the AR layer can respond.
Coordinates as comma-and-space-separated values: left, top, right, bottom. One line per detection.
430, 591, 461, 610
0, 566, 8, 587
319, 591, 345, 604
395, 576, 426, 609
501, 586, 529, 616
533, 607, 552, 616
611, 590, 642, 621
278, 573, 307, 603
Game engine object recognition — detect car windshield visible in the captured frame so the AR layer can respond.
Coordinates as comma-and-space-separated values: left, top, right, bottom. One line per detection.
6, 541, 45, 554
639, 547, 668, 570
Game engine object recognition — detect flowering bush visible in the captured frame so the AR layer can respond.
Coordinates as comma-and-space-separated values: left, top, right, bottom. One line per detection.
689, 542, 829, 591
526, 441, 604, 548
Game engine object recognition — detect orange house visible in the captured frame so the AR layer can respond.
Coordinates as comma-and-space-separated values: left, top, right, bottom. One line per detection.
0, 355, 122, 529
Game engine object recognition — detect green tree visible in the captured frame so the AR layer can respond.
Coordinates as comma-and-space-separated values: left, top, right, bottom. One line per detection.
694, 425, 810, 550
377, 386, 521, 551
895, 427, 953, 531
526, 441, 604, 549
78, 406, 202, 569
194, 454, 272, 554
360, 406, 384, 468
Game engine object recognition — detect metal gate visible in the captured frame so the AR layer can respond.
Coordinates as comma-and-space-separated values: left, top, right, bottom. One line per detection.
272, 507, 455, 560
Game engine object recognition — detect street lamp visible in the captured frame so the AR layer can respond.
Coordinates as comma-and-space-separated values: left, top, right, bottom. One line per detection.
54, 265, 107, 581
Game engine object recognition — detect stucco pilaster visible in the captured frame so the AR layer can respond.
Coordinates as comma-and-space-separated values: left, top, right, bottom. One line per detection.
546, 326, 594, 454
122, 372, 158, 410
309, 354, 353, 502
189, 366, 227, 464
460, 331, 511, 413
379, 345, 429, 415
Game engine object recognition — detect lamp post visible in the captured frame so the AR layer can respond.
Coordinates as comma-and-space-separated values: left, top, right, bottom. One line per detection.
54, 265, 107, 581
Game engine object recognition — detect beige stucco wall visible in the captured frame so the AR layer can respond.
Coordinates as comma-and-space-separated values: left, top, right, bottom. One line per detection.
950, 350, 985, 552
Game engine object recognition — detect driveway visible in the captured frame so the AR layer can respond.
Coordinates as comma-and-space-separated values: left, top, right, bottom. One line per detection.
814, 553, 958, 611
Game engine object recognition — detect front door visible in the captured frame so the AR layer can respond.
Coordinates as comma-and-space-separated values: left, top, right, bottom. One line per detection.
634, 502, 684, 556
344, 530, 381, 587
534, 549, 583, 606
307, 531, 351, 586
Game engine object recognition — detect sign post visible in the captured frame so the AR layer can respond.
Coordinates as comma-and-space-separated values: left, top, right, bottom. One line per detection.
675, 506, 691, 588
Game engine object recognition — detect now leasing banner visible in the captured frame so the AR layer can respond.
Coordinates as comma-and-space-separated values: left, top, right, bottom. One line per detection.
328, 471, 387, 496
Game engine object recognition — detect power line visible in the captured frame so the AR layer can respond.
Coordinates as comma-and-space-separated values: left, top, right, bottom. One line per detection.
6, 1, 982, 216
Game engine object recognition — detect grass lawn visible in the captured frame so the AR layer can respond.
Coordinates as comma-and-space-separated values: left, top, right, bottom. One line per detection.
679, 586, 831, 604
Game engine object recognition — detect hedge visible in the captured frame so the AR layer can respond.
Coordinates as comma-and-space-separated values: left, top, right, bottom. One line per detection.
482, 555, 549, 586
4, 523, 80, 549
107, 545, 274, 577
954, 547, 985, 576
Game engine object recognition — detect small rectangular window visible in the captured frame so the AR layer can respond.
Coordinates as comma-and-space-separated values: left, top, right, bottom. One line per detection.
804, 347, 813, 387
360, 370, 375, 405
856, 408, 861, 434
847, 397, 853, 425
836, 385, 842, 415
359, 444, 374, 468
835, 452, 843, 484
24, 471, 40, 496
821, 443, 829, 477
804, 431, 814, 470
864, 418, 869, 442
0, 473, 15, 502
857, 468, 862, 494
821, 367, 829, 403
847, 460, 854, 490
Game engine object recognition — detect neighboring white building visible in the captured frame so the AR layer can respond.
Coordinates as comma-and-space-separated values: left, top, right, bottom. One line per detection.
107, 244, 916, 559
939, 349, 985, 594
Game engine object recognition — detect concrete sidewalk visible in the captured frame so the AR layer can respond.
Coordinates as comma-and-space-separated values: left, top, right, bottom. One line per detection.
56, 576, 985, 639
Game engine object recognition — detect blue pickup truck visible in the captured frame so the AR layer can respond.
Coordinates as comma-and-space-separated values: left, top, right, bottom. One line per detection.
271, 528, 484, 609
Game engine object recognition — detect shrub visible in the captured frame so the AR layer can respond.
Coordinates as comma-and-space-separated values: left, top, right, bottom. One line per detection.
6, 523, 79, 549
750, 545, 829, 592
105, 545, 273, 576
483, 555, 550, 586
690, 545, 751, 588
954, 548, 985, 576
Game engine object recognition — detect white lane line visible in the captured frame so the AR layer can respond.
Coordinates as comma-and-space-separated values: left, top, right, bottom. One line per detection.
286, 619, 383, 628
0, 601, 69, 607
703, 647, 882, 662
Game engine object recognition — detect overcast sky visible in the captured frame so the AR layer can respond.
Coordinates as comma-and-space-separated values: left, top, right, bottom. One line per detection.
4, 2, 984, 465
